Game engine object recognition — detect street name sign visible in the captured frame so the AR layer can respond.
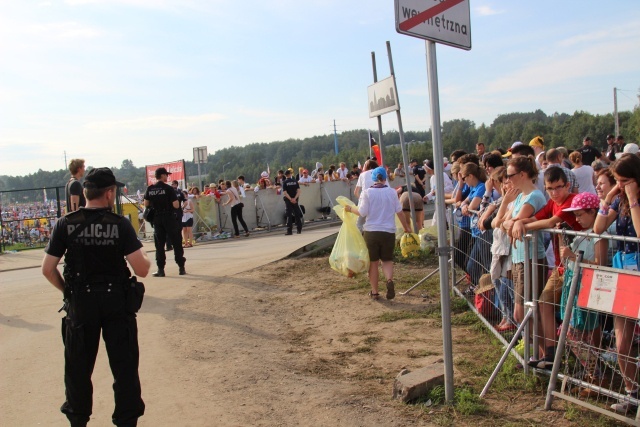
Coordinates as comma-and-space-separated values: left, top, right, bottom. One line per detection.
395, 0, 471, 50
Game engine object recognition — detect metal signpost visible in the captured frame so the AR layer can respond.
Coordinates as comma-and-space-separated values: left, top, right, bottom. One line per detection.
367, 59, 419, 233
395, 0, 471, 403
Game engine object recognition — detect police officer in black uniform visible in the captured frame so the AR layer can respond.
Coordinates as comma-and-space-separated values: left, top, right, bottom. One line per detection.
282, 169, 303, 235
144, 167, 186, 276
42, 167, 151, 427
164, 180, 185, 251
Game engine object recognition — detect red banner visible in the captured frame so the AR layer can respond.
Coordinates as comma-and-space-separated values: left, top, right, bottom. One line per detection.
145, 160, 187, 188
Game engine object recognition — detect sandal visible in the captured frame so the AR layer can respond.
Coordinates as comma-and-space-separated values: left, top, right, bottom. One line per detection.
369, 292, 380, 300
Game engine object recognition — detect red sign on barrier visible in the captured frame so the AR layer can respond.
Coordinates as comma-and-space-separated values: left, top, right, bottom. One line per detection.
145, 160, 187, 187
577, 267, 640, 319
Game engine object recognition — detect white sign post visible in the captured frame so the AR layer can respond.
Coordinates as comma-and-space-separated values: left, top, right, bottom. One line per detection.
395, 0, 472, 404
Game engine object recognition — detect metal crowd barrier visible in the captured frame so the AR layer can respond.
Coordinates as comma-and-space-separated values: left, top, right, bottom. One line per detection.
447, 204, 640, 425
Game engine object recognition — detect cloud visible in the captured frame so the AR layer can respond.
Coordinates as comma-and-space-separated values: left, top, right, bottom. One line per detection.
475, 5, 504, 16
85, 113, 227, 131
25, 21, 103, 39
483, 37, 640, 94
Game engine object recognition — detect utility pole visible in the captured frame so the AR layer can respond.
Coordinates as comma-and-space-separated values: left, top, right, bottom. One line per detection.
614, 87, 619, 137
333, 120, 339, 155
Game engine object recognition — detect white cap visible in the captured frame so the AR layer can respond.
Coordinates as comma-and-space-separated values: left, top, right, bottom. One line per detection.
623, 143, 639, 154
511, 141, 523, 149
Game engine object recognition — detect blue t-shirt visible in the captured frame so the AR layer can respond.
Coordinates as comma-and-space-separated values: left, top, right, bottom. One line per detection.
456, 184, 471, 228
511, 190, 547, 263
467, 181, 487, 237
611, 198, 639, 253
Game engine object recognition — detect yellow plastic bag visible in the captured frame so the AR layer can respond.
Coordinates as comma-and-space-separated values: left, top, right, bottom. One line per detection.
329, 197, 370, 277
400, 232, 421, 258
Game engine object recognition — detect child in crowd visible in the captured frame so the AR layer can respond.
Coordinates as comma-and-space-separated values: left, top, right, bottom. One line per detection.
559, 192, 608, 398
511, 167, 583, 368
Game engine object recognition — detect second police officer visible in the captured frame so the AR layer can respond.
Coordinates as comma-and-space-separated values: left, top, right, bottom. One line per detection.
144, 167, 186, 276
282, 169, 303, 235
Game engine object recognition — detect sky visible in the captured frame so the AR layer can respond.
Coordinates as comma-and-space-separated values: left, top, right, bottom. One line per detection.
1, 0, 639, 176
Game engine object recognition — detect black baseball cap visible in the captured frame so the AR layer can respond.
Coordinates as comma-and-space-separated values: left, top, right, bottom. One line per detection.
155, 167, 172, 178
83, 167, 124, 189
284, 169, 292, 176
410, 158, 418, 164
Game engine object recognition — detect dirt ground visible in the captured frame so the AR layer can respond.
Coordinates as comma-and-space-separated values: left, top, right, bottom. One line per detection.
2, 236, 623, 427
165, 251, 616, 427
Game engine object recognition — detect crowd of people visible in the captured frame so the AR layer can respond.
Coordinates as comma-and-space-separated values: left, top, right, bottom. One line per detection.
1, 202, 60, 248
437, 135, 640, 413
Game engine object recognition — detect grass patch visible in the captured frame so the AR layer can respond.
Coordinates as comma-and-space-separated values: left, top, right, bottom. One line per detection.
363, 336, 381, 345
377, 310, 430, 323
454, 387, 487, 415
407, 348, 439, 358
450, 311, 479, 326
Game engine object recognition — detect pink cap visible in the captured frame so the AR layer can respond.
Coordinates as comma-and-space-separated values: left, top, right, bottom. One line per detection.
562, 192, 600, 212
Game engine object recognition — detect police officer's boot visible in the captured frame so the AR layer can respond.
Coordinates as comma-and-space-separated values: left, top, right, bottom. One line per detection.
152, 268, 165, 277
179, 266, 186, 275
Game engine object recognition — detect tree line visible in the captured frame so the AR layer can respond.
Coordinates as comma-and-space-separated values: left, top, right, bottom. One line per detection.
2, 108, 638, 196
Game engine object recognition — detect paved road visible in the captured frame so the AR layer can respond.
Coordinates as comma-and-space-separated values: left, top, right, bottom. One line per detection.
0, 225, 338, 426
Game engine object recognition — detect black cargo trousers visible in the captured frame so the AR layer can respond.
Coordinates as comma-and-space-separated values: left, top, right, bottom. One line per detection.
61, 282, 144, 427
152, 211, 185, 269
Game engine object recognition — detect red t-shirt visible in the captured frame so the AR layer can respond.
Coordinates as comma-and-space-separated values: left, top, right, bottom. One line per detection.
534, 193, 583, 267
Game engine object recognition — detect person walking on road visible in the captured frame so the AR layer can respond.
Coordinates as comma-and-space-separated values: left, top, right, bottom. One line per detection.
345, 167, 412, 300
41, 167, 151, 427
282, 169, 303, 235
144, 168, 186, 276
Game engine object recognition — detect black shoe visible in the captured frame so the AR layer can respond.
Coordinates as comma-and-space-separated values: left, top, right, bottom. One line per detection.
152, 269, 165, 277
166, 246, 173, 251
296, 230, 302, 234
284, 231, 293, 235
527, 355, 554, 369
179, 267, 186, 275
386, 280, 395, 300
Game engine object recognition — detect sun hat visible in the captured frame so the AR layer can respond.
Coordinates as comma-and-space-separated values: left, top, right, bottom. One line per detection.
562, 192, 600, 212
371, 166, 387, 182
623, 143, 639, 154
260, 171, 269, 178
529, 136, 544, 148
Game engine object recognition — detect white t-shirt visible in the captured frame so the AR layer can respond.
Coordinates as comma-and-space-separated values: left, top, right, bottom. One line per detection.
337, 167, 349, 180
298, 176, 313, 184
572, 165, 596, 195
356, 170, 375, 201
358, 185, 402, 233
428, 172, 454, 195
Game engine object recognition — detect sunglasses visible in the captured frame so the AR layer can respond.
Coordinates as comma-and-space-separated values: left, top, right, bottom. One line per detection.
505, 171, 520, 180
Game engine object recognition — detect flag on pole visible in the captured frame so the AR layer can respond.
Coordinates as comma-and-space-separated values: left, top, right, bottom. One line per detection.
369, 132, 382, 165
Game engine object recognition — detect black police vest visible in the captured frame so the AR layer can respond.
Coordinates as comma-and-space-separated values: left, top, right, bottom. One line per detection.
62, 210, 130, 285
